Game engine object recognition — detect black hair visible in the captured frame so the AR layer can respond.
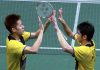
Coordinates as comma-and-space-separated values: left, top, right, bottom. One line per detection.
4, 14, 20, 33
77, 21, 95, 41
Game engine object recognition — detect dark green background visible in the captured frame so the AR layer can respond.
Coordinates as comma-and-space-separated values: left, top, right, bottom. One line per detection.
0, 1, 100, 70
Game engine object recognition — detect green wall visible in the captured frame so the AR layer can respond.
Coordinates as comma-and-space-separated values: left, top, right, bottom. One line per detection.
0, 1, 100, 70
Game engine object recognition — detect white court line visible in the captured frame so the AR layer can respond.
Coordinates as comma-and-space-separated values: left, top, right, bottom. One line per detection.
40, 47, 62, 49
0, 46, 6, 47
71, 2, 81, 47
0, 46, 100, 51
0, 46, 62, 50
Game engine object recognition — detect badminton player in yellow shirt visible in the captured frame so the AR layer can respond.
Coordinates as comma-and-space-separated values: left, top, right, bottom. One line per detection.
4, 14, 50, 70
50, 9, 96, 70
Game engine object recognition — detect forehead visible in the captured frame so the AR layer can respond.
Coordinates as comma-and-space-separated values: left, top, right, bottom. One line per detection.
16, 19, 22, 25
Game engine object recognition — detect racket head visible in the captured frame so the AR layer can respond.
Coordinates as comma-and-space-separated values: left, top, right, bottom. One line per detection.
36, 2, 53, 18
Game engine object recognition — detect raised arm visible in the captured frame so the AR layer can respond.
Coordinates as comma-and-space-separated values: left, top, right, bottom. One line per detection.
58, 8, 74, 38
23, 16, 44, 54
43, 18, 51, 33
30, 18, 51, 39
51, 10, 73, 54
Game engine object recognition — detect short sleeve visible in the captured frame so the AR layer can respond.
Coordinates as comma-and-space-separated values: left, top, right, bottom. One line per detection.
73, 46, 89, 62
22, 32, 31, 41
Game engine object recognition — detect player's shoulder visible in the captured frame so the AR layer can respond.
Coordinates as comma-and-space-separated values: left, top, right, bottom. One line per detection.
74, 46, 90, 54
22, 31, 30, 36
6, 37, 22, 47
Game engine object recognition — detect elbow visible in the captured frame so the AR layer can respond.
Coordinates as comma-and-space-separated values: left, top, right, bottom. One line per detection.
63, 48, 68, 52
31, 50, 38, 54
31, 48, 39, 54
61, 46, 68, 52
34, 35, 38, 38
62, 46, 73, 54
33, 52, 38, 54
63, 48, 70, 53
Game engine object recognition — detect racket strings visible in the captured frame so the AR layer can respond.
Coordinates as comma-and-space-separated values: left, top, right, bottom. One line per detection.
36, 2, 53, 18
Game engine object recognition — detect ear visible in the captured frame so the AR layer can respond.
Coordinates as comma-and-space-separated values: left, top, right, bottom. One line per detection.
12, 28, 16, 33
83, 35, 87, 40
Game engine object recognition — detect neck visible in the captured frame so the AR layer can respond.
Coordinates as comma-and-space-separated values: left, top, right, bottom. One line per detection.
81, 40, 91, 46
11, 33, 20, 41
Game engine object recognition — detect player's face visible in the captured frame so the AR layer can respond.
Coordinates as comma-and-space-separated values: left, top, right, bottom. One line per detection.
77, 30, 88, 44
15, 20, 24, 35
77, 30, 83, 43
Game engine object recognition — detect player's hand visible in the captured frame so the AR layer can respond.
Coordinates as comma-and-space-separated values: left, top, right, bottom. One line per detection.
47, 10, 56, 23
38, 16, 44, 31
51, 10, 56, 23
58, 8, 64, 22
50, 10, 58, 29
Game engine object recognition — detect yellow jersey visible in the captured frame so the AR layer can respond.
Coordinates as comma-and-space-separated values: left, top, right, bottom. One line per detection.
73, 34, 96, 70
6, 32, 30, 70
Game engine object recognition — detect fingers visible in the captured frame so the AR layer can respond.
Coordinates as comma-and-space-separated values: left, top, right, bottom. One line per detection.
50, 9, 56, 21
52, 10, 56, 16
58, 8, 63, 21
47, 9, 58, 29
59, 8, 63, 16
48, 8, 63, 21
48, 9, 56, 19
